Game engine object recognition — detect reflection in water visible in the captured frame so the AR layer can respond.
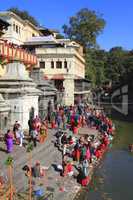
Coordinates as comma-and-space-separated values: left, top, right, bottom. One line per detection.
89, 150, 133, 200
76, 121, 133, 200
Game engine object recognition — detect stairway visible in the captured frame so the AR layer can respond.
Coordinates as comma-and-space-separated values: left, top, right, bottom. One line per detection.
0, 129, 62, 192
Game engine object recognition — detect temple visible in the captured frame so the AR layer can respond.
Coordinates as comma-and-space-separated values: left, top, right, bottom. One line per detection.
0, 10, 91, 130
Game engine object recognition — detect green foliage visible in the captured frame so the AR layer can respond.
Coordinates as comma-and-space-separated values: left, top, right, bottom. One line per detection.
85, 46, 133, 87
63, 8, 133, 88
85, 48, 107, 86
104, 47, 133, 86
85, 52, 96, 85
122, 51, 133, 81
63, 8, 106, 49
105, 47, 127, 84
5, 156, 13, 166
7, 7, 39, 26
27, 143, 33, 152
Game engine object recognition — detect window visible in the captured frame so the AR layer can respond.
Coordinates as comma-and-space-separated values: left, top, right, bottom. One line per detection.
16, 25, 18, 33
51, 61, 54, 68
19, 27, 21, 35
40, 61, 45, 68
64, 60, 67, 68
32, 33, 35, 37
13, 23, 15, 31
56, 61, 62, 69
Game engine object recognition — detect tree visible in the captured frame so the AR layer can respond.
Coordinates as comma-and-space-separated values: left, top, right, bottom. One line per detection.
85, 49, 96, 85
62, 8, 105, 49
123, 51, 133, 75
105, 47, 127, 84
85, 48, 107, 86
8, 7, 39, 26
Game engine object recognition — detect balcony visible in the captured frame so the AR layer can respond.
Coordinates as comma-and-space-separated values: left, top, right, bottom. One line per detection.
0, 39, 37, 65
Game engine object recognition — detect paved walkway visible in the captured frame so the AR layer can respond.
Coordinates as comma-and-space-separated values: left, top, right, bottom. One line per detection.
0, 126, 98, 200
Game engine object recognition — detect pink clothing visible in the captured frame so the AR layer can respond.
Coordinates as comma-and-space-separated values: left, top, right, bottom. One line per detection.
86, 148, 91, 160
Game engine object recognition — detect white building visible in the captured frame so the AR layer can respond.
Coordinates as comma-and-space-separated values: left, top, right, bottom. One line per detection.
0, 14, 42, 130
0, 11, 42, 45
24, 35, 91, 106
0, 10, 91, 108
0, 12, 58, 128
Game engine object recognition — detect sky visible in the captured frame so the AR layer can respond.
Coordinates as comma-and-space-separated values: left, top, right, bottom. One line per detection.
0, 0, 133, 50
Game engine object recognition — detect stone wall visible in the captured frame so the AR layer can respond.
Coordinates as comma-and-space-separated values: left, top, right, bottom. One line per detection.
6, 95, 39, 129
63, 78, 74, 106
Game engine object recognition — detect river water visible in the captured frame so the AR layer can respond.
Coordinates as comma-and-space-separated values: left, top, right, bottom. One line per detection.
76, 120, 133, 200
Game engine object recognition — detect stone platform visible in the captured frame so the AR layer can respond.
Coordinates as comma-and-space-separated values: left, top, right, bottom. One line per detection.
0, 127, 98, 200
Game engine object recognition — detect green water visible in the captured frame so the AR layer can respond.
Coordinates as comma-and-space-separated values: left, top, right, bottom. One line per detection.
76, 120, 133, 200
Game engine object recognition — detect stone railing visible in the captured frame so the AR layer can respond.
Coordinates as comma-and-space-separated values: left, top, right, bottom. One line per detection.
0, 39, 37, 65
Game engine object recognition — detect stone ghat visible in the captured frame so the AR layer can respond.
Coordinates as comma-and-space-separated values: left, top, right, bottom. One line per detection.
0, 126, 105, 200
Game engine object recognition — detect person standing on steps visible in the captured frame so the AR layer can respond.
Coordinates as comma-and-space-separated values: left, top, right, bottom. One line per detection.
30, 128, 38, 147
5, 129, 14, 153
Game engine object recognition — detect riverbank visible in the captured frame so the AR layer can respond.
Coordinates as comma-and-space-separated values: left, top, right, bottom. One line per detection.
0, 112, 115, 200
74, 120, 133, 200
0, 127, 99, 200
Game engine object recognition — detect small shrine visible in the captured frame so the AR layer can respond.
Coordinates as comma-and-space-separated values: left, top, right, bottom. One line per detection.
30, 68, 57, 119
0, 60, 42, 129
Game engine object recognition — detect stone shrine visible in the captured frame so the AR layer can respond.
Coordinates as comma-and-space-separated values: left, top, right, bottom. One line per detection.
0, 61, 42, 129
30, 68, 57, 119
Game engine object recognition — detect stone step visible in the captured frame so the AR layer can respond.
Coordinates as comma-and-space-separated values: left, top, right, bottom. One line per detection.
1, 130, 55, 167
10, 131, 61, 191
13, 144, 59, 178
12, 140, 56, 173
14, 149, 61, 191
0, 129, 57, 186
0, 138, 53, 176
13, 149, 62, 192
14, 139, 53, 167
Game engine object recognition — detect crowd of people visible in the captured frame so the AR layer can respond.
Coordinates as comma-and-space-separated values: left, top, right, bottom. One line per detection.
47, 104, 115, 186
4, 115, 48, 153
2, 103, 115, 189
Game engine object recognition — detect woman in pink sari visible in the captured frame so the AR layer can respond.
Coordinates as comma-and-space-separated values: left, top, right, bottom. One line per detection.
86, 142, 91, 162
